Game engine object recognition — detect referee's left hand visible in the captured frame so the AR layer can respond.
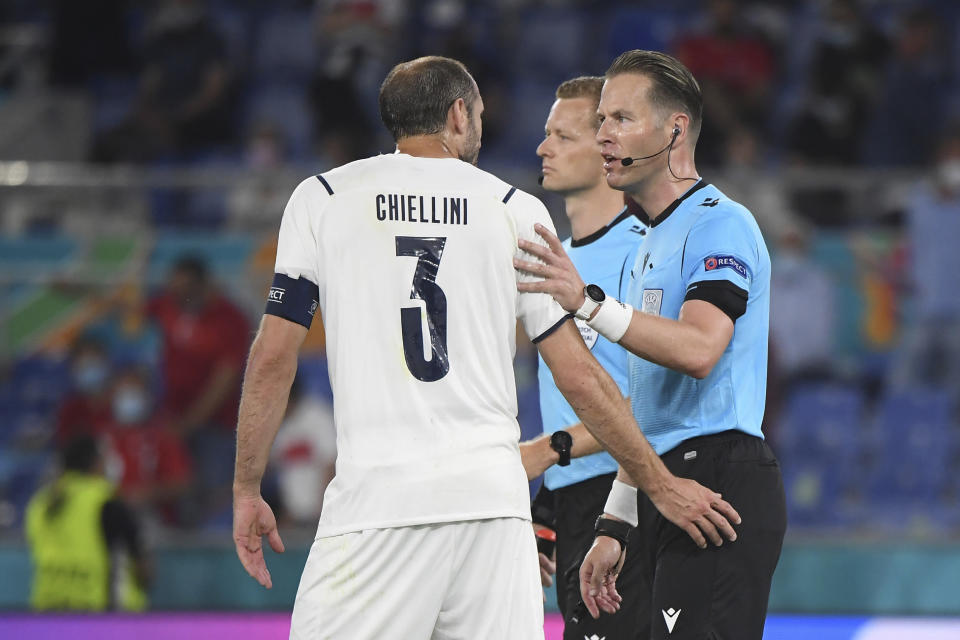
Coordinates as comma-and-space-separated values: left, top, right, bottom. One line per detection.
515, 224, 586, 313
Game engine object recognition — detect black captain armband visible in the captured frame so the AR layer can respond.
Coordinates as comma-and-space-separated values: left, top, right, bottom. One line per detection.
684, 279, 748, 322
265, 273, 320, 328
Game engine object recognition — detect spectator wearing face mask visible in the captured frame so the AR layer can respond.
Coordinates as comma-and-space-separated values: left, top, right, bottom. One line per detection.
55, 337, 113, 445
101, 368, 193, 525
889, 128, 960, 393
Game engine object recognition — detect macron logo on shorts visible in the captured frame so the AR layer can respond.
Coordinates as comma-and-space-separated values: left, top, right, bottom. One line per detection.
268, 287, 285, 303
662, 608, 681, 634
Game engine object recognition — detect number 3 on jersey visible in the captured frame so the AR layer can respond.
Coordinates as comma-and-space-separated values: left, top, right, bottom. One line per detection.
396, 236, 449, 382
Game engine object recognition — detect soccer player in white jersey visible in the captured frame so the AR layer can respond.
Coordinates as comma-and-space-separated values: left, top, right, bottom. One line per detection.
231, 56, 739, 640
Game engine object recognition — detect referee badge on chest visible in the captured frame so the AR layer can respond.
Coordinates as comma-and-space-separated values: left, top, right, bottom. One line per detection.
641, 289, 663, 316
574, 318, 599, 349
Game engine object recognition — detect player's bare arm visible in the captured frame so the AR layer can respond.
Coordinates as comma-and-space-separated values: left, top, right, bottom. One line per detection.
233, 314, 306, 589
519, 420, 608, 480
517, 223, 734, 379
536, 321, 740, 548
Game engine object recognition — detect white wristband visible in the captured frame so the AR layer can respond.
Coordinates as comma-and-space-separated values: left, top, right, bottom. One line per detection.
603, 479, 639, 527
586, 298, 634, 343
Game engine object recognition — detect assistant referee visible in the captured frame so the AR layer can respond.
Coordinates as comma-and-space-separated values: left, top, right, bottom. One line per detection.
515, 49, 787, 640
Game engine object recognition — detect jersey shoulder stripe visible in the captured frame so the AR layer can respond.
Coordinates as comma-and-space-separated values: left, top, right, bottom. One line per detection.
315, 174, 334, 195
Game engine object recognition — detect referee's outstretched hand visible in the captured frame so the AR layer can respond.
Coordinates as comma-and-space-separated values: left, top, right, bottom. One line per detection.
653, 476, 741, 549
233, 494, 286, 589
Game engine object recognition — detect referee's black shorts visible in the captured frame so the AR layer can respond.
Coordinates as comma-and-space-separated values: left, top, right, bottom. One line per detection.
553, 473, 646, 640
635, 430, 787, 640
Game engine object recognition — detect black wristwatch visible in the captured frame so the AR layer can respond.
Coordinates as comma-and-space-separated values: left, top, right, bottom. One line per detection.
594, 516, 632, 548
549, 430, 573, 466
575, 284, 606, 320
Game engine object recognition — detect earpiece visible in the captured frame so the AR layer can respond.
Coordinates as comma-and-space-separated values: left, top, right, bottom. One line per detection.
672, 125, 681, 138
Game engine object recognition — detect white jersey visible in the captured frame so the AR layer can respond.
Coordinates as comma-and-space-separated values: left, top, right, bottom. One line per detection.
273, 153, 569, 538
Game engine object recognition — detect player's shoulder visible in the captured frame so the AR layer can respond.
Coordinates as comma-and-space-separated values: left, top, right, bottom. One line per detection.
314, 155, 389, 194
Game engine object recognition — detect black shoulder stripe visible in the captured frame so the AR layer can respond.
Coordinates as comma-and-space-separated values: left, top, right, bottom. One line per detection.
532, 313, 574, 344
316, 174, 334, 195
503, 186, 517, 203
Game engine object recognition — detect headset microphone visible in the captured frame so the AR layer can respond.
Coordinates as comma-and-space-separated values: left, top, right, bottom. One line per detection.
537, 174, 544, 186
619, 126, 681, 167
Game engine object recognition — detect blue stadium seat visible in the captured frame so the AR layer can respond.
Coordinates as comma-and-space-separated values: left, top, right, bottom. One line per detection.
11, 356, 70, 410
208, 5, 252, 69
514, 8, 587, 86
0, 449, 55, 527
605, 7, 683, 63
778, 384, 865, 464
296, 357, 333, 403
863, 387, 955, 505
244, 84, 315, 160
252, 10, 316, 83
90, 74, 138, 133
777, 384, 868, 528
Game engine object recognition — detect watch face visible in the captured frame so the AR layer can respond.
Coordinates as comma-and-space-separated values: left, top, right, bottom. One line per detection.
586, 284, 606, 303
551, 430, 573, 449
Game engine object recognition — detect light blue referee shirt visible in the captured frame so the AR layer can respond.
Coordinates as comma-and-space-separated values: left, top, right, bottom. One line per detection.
538, 208, 645, 490
625, 180, 771, 455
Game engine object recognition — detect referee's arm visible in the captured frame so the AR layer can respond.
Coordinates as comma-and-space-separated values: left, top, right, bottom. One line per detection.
614, 299, 733, 379
538, 320, 739, 549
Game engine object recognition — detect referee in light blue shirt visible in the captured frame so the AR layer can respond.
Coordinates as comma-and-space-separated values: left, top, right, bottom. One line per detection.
518, 76, 646, 639
516, 51, 787, 640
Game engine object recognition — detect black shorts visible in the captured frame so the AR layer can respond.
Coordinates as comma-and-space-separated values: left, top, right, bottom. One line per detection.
634, 430, 787, 640
554, 473, 646, 640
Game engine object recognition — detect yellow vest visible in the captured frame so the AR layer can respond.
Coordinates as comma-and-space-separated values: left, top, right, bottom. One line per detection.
25, 472, 147, 611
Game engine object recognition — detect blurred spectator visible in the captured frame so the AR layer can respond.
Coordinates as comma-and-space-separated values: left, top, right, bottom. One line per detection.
889, 128, 960, 392
147, 255, 249, 435
93, 0, 236, 162
85, 282, 162, 370
310, 0, 407, 163
54, 337, 113, 445
269, 381, 336, 527
25, 436, 149, 611
717, 126, 795, 240
769, 223, 838, 386
146, 255, 250, 523
786, 0, 888, 165
673, 0, 778, 166
227, 123, 293, 229
101, 368, 193, 526
861, 7, 949, 167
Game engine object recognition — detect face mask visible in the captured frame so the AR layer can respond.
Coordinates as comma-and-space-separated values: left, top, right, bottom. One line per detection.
937, 160, 960, 193
74, 360, 109, 392
112, 388, 150, 425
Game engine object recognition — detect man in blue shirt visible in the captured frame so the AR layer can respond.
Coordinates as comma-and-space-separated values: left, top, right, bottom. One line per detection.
518, 76, 646, 639
516, 50, 787, 640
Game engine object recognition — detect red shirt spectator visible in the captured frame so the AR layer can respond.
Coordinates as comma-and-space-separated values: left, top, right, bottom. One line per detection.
105, 416, 193, 500
55, 394, 111, 444
146, 256, 250, 432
